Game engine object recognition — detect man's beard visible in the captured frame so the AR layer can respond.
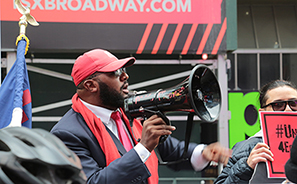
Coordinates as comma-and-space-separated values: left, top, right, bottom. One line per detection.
98, 80, 125, 108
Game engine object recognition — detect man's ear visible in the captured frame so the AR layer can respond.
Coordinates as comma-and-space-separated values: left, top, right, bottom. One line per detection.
258, 108, 264, 111
84, 80, 98, 93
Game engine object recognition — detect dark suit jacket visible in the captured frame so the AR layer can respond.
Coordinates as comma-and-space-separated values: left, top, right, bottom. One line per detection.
51, 109, 198, 184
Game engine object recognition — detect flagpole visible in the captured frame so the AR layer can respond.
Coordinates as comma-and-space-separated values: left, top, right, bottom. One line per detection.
7, 0, 39, 128
14, 0, 39, 55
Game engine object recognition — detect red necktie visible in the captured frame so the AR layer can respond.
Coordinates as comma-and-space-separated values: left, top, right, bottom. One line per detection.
111, 111, 133, 151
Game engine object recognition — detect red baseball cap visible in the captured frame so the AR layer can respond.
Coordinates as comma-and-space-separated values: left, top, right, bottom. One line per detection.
71, 49, 135, 86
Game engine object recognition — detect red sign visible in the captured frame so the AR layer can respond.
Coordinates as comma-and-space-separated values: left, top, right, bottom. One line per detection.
260, 111, 297, 178
1, 0, 222, 24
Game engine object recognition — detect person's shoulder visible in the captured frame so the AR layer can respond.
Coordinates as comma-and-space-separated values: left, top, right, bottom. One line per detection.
232, 137, 262, 154
51, 109, 84, 131
234, 137, 262, 148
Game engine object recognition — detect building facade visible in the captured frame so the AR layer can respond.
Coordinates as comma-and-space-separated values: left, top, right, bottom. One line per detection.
2, 0, 297, 183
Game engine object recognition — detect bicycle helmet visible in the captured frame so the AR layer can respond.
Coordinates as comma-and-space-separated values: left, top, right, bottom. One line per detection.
0, 126, 86, 184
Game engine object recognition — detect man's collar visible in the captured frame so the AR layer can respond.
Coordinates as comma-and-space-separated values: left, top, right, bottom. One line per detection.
79, 98, 120, 124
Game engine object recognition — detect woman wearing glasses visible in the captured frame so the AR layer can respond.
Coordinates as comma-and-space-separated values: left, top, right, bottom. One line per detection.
215, 80, 297, 184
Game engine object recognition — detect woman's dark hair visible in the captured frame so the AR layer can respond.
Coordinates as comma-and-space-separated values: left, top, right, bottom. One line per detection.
259, 80, 297, 108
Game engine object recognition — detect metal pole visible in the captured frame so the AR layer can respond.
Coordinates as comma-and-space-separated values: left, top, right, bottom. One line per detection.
217, 53, 229, 173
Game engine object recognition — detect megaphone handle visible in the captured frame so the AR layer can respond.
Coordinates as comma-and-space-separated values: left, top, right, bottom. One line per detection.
139, 108, 171, 144
156, 111, 171, 144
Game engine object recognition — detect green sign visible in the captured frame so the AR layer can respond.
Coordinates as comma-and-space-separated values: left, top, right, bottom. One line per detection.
229, 92, 261, 148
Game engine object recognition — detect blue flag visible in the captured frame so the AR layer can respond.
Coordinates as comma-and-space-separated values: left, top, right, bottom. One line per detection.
0, 38, 32, 128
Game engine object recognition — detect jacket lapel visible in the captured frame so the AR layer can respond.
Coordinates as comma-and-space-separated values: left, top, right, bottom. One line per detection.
105, 127, 127, 156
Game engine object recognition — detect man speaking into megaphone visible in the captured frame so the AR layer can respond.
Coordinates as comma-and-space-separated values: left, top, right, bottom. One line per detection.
51, 49, 232, 184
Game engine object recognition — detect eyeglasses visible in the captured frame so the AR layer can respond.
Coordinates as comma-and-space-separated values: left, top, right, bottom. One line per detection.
113, 67, 126, 77
76, 72, 102, 89
76, 68, 126, 89
261, 100, 297, 111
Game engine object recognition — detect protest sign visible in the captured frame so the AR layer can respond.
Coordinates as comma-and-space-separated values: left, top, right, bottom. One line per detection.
260, 111, 297, 178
